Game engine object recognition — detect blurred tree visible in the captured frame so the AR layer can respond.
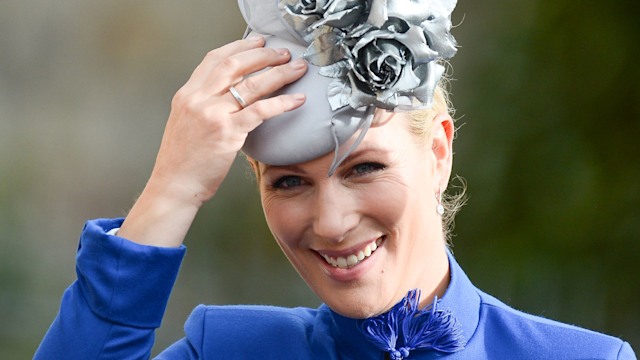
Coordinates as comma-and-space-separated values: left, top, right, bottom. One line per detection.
452, 0, 640, 344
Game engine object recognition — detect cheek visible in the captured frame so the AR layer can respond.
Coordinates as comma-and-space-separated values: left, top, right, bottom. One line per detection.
362, 179, 411, 229
261, 195, 305, 249
366, 167, 435, 245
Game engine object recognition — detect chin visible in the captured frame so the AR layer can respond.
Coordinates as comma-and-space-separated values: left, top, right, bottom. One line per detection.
335, 305, 385, 319
326, 300, 382, 319
315, 286, 397, 319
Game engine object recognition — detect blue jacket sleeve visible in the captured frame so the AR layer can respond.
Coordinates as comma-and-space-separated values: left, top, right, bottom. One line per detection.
34, 218, 186, 360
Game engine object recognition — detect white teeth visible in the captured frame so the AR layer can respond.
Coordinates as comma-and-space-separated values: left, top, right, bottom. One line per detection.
322, 238, 382, 269
363, 246, 372, 257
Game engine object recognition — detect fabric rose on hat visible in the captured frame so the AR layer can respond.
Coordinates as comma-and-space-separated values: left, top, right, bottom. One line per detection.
281, 0, 368, 40
280, 0, 457, 111
323, 18, 444, 110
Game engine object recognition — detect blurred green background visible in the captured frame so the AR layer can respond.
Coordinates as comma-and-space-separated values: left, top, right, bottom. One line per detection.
1, 0, 638, 357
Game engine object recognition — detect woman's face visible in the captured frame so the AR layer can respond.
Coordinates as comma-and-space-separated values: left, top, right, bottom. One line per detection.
259, 112, 452, 318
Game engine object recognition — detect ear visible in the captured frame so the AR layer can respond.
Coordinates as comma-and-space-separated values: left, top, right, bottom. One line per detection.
430, 113, 454, 192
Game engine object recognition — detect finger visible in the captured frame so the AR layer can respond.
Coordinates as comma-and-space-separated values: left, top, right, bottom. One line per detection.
204, 47, 293, 94
185, 37, 266, 90
228, 58, 308, 107
231, 94, 306, 133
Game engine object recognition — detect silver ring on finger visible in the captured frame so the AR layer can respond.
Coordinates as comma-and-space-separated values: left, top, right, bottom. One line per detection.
229, 85, 248, 109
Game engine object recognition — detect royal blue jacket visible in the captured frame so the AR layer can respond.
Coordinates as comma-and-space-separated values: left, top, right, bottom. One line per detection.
35, 218, 636, 359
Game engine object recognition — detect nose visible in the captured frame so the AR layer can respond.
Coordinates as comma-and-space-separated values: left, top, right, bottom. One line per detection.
311, 182, 359, 243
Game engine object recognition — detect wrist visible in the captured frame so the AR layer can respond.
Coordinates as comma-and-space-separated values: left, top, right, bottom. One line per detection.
118, 177, 202, 247
144, 173, 211, 210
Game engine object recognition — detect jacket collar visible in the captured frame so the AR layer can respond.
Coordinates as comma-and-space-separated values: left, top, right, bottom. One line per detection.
324, 250, 480, 359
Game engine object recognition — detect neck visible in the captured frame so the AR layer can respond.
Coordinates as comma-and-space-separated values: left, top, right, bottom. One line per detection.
418, 245, 450, 308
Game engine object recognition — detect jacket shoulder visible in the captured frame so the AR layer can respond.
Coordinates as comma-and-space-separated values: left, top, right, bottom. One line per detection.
476, 290, 635, 359
183, 304, 320, 358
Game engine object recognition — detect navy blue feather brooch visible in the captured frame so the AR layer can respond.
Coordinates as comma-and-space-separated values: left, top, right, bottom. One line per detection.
359, 289, 466, 360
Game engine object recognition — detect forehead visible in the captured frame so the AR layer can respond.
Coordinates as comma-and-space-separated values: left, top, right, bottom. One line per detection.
358, 113, 414, 148
357, 109, 430, 150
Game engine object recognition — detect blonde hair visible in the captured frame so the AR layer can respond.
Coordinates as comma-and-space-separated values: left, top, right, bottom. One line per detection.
407, 83, 453, 145
406, 80, 466, 243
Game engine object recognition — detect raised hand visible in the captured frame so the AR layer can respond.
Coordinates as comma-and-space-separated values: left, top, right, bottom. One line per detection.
119, 37, 307, 247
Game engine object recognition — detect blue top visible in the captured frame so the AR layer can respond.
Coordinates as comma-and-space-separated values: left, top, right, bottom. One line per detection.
35, 218, 636, 359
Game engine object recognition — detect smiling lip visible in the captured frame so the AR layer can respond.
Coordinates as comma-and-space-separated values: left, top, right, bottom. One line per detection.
317, 237, 384, 270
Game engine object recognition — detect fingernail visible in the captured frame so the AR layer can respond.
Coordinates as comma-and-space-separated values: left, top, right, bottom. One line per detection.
247, 36, 263, 42
293, 93, 306, 102
275, 48, 290, 56
290, 58, 306, 69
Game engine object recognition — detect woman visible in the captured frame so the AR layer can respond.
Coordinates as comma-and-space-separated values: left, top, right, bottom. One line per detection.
35, 0, 635, 358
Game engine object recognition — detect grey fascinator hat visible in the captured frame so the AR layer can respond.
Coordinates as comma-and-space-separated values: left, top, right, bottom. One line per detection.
239, 0, 458, 174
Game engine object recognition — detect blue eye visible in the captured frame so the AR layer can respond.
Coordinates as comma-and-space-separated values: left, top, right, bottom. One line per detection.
272, 176, 303, 189
350, 162, 385, 176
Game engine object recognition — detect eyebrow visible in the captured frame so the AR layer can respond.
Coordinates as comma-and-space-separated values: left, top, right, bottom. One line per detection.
261, 163, 306, 176
345, 145, 386, 160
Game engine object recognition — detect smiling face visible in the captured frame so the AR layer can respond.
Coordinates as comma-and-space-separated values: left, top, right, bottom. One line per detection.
258, 111, 453, 318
